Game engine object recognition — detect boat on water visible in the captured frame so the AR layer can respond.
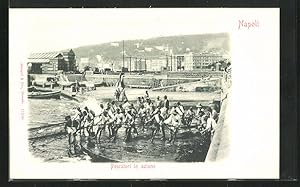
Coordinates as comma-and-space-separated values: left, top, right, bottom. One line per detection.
28, 86, 61, 99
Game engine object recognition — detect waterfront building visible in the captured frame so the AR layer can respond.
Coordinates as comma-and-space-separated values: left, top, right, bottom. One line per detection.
158, 52, 226, 72
146, 57, 167, 72
28, 52, 66, 74
123, 57, 147, 72
191, 54, 223, 70
28, 49, 77, 74
62, 49, 76, 72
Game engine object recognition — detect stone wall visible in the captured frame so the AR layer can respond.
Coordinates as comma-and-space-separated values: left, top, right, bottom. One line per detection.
205, 72, 231, 162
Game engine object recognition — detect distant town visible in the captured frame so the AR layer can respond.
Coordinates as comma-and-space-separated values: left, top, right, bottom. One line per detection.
27, 34, 231, 75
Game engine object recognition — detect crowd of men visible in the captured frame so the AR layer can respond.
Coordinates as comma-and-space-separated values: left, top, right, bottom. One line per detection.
64, 91, 220, 155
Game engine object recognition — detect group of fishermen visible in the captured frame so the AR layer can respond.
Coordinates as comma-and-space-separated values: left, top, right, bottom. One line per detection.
64, 90, 220, 155
64, 73, 220, 155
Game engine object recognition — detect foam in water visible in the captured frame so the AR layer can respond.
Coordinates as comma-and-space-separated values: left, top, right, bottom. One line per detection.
81, 97, 102, 116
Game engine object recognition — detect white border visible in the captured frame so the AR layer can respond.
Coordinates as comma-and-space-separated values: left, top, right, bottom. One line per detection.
9, 8, 279, 179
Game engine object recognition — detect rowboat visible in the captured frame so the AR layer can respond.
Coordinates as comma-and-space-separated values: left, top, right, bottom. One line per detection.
28, 86, 61, 99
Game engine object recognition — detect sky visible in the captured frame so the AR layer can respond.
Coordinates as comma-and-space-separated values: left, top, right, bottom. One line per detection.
10, 8, 233, 53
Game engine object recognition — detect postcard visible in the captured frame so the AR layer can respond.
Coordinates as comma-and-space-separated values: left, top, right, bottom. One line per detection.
9, 8, 279, 179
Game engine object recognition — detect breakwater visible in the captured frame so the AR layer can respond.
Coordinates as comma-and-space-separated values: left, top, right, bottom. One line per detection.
205, 72, 231, 162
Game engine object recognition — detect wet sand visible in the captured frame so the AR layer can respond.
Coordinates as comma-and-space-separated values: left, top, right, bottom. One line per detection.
81, 121, 212, 162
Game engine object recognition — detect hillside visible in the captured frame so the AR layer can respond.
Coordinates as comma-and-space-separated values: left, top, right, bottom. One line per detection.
70, 33, 230, 61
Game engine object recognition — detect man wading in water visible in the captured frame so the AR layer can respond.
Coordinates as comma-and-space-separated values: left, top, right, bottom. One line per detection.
65, 115, 81, 156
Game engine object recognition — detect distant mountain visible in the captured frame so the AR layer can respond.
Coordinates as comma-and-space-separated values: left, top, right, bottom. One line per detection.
70, 33, 230, 61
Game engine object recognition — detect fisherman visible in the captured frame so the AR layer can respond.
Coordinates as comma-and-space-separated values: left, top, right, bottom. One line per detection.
110, 100, 118, 114
144, 99, 154, 115
140, 97, 145, 104
165, 110, 182, 143
84, 106, 96, 119
83, 106, 96, 134
144, 90, 150, 101
205, 112, 217, 140
199, 108, 211, 131
80, 110, 89, 136
196, 103, 204, 116
136, 97, 143, 109
129, 104, 138, 136
114, 88, 121, 101
95, 110, 110, 142
105, 105, 115, 138
163, 95, 170, 110
159, 104, 169, 141
146, 106, 164, 143
175, 102, 184, 116
73, 107, 84, 135
138, 104, 147, 132
122, 99, 131, 113
210, 102, 219, 122
118, 104, 125, 114
65, 115, 79, 156
185, 107, 195, 129
86, 112, 95, 136
120, 88, 128, 102
110, 108, 125, 142
99, 103, 105, 116
155, 96, 163, 108
123, 110, 135, 142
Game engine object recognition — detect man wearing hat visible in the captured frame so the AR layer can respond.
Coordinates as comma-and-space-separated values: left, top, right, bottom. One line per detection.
169, 110, 182, 143
196, 103, 205, 116
146, 106, 164, 143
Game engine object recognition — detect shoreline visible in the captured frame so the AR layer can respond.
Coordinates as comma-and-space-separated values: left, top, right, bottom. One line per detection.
28, 86, 222, 162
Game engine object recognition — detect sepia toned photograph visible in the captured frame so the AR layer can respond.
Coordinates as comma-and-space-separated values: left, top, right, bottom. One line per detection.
9, 8, 279, 179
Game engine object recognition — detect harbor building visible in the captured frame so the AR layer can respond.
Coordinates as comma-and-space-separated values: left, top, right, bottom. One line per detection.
62, 49, 76, 72
172, 53, 225, 71
28, 49, 77, 74
191, 54, 223, 70
28, 52, 66, 74
123, 57, 147, 72
146, 57, 167, 72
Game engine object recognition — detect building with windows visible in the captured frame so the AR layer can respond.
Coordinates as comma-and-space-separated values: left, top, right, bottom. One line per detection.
28, 49, 76, 74
123, 57, 147, 72
28, 52, 66, 74
191, 54, 223, 70
146, 57, 167, 72
171, 53, 225, 71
